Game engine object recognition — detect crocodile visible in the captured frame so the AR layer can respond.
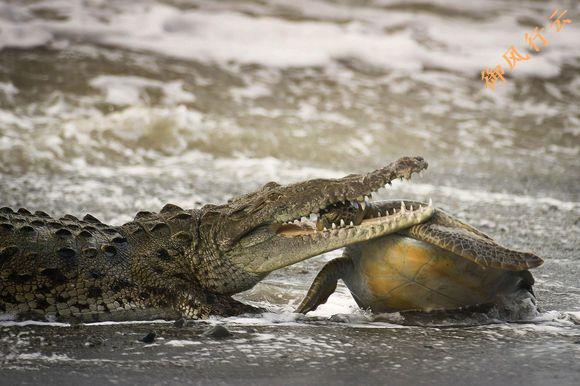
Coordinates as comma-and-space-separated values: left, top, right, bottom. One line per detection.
296, 200, 543, 315
0, 156, 432, 322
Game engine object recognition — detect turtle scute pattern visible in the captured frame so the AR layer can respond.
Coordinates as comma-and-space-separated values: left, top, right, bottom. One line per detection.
345, 236, 528, 313
0, 204, 214, 321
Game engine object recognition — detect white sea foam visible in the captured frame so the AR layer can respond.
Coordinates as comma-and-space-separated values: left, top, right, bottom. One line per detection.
6, 352, 72, 362
0, 319, 174, 327
0, 1, 577, 178
0, 0, 577, 76
0, 320, 70, 327
0, 81, 18, 98
89, 75, 195, 105
165, 339, 202, 347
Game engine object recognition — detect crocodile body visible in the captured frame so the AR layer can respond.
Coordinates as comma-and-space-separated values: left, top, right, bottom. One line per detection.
0, 206, 255, 321
1, 156, 432, 322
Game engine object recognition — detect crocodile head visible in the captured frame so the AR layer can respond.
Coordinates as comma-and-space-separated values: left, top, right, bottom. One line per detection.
198, 156, 433, 292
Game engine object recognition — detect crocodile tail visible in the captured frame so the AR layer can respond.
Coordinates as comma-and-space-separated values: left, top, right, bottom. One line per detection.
0, 206, 132, 319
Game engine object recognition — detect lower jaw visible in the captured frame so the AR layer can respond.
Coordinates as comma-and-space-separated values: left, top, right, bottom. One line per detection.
245, 207, 433, 274
277, 208, 431, 239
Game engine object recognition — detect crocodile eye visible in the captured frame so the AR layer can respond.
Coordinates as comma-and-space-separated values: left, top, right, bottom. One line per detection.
263, 181, 280, 190
267, 192, 282, 201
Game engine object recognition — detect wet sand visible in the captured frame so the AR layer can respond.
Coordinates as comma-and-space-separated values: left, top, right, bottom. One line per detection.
1, 319, 579, 386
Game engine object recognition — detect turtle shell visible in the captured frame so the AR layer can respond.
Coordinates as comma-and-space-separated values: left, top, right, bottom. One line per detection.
343, 235, 526, 313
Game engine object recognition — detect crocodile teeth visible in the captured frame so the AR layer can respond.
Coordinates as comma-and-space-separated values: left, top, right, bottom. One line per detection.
332, 223, 337, 229
350, 221, 354, 226
340, 219, 345, 227
400, 201, 406, 213
377, 210, 382, 217
429, 198, 433, 207
360, 200, 366, 211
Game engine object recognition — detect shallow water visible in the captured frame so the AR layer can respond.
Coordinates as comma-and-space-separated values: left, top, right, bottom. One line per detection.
0, 0, 579, 384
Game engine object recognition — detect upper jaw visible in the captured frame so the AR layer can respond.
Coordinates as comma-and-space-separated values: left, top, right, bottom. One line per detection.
217, 156, 427, 249
271, 155, 428, 225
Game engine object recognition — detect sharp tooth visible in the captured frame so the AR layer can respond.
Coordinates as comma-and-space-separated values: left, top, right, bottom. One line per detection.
377, 210, 381, 217
410, 205, 414, 211
400, 201, 406, 213
332, 223, 337, 229
323, 226, 328, 231
419, 205, 424, 211
428, 198, 433, 206
360, 201, 366, 210
350, 221, 354, 226
340, 219, 345, 227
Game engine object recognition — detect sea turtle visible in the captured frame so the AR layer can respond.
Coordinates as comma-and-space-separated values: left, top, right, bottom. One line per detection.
296, 200, 543, 314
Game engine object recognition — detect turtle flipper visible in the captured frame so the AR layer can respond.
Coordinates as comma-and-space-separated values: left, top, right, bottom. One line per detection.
296, 257, 352, 314
427, 209, 493, 240
401, 221, 543, 271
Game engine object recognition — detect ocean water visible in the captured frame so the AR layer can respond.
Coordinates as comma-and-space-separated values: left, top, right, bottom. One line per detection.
0, 0, 578, 382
